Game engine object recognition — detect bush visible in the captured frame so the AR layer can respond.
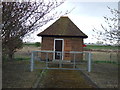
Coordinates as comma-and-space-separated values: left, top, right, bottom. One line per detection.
35, 42, 41, 47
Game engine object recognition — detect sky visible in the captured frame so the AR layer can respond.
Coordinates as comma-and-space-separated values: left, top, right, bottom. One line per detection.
23, 0, 119, 44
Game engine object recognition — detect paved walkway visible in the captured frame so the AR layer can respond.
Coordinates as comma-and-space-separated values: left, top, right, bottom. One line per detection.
37, 69, 96, 88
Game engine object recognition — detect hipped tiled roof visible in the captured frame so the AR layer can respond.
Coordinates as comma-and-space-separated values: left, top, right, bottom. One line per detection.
37, 16, 88, 38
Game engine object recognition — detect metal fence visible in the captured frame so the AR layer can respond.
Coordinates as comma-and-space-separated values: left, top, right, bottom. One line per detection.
14, 48, 118, 72
91, 51, 118, 64
14, 46, 118, 64
30, 51, 92, 72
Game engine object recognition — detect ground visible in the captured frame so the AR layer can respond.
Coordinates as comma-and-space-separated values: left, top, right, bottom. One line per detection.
37, 69, 96, 88
81, 63, 118, 88
2, 45, 119, 88
2, 61, 42, 88
2, 60, 118, 88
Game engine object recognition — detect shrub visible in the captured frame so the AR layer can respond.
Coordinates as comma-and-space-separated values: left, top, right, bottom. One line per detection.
35, 42, 41, 47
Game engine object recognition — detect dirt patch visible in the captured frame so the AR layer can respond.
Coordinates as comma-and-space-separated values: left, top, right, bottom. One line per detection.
37, 69, 97, 88
81, 63, 118, 88
2, 61, 42, 88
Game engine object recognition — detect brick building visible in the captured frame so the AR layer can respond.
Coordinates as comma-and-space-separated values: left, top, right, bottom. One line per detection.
37, 16, 88, 62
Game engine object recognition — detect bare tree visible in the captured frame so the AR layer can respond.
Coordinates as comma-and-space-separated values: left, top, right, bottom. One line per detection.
2, 0, 67, 61
92, 6, 120, 46
92, 6, 120, 65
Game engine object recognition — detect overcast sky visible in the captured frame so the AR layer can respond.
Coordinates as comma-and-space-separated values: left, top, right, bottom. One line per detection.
23, 0, 119, 44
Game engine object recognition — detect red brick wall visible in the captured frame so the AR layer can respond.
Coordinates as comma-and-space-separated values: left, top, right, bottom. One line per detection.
41, 37, 54, 51
71, 38, 83, 51
63, 38, 83, 61
64, 38, 71, 60
70, 38, 83, 62
41, 37, 54, 60
41, 37, 83, 61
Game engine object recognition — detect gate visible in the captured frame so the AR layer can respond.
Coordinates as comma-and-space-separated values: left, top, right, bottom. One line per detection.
30, 51, 92, 72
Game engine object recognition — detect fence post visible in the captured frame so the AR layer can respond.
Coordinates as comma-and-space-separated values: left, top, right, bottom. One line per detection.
110, 52, 112, 62
73, 53, 76, 68
30, 51, 34, 72
46, 53, 48, 68
86, 52, 88, 61
88, 52, 92, 72
59, 52, 62, 68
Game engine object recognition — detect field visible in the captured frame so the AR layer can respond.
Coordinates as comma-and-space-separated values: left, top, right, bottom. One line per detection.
2, 44, 119, 88
84, 45, 120, 50
14, 44, 119, 64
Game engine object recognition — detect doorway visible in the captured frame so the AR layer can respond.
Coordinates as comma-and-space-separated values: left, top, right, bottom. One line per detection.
54, 39, 64, 60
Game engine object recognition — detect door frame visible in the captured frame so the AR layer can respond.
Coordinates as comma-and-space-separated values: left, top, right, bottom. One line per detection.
53, 38, 64, 60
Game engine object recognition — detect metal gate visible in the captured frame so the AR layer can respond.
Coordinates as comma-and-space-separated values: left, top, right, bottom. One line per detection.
30, 51, 92, 72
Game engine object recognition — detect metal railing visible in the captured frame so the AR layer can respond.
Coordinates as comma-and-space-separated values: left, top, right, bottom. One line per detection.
30, 51, 92, 72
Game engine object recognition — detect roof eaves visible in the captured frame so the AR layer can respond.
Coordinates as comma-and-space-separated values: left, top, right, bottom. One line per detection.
37, 34, 88, 38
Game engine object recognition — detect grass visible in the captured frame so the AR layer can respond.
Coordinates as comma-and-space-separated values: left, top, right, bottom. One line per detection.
81, 63, 118, 88
14, 57, 30, 61
93, 61, 118, 64
37, 69, 95, 88
24, 43, 120, 50
23, 42, 41, 47
23, 43, 36, 46
2, 60, 43, 88
13, 45, 118, 65
84, 45, 120, 50
91, 51, 118, 64
3, 45, 118, 88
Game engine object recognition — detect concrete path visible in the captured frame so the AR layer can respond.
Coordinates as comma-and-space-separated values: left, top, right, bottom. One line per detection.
37, 69, 96, 88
